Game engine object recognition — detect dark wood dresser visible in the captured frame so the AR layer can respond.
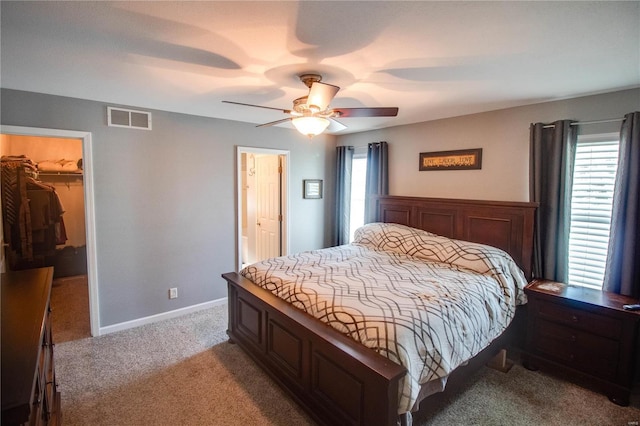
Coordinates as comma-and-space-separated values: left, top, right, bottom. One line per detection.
2, 267, 61, 425
523, 279, 640, 406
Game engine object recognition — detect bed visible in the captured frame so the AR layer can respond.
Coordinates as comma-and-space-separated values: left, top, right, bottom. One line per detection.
222, 196, 537, 425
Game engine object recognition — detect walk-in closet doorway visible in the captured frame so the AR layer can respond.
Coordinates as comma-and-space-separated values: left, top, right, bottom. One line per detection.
1, 125, 99, 338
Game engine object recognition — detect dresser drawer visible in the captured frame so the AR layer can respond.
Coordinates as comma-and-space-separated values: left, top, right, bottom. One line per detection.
535, 299, 622, 339
31, 374, 45, 426
533, 319, 619, 380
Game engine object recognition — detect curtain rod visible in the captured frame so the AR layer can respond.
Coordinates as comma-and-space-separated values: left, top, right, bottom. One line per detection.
542, 117, 625, 128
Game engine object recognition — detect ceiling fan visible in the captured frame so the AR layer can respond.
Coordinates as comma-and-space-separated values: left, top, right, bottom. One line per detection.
223, 73, 399, 137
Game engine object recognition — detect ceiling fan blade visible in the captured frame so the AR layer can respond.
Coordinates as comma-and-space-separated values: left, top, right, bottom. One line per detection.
256, 117, 293, 128
307, 82, 340, 111
223, 100, 290, 114
332, 107, 399, 118
328, 118, 347, 132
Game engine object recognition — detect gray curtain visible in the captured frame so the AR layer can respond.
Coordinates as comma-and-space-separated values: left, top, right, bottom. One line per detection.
603, 112, 640, 298
529, 120, 577, 281
333, 145, 354, 246
364, 141, 389, 223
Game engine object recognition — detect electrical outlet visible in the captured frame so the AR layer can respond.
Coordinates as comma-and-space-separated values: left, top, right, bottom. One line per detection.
169, 287, 178, 299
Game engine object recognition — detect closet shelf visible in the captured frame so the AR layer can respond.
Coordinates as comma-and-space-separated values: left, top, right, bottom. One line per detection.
38, 171, 83, 179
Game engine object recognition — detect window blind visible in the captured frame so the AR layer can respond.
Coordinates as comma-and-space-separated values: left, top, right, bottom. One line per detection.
349, 156, 367, 242
568, 140, 619, 289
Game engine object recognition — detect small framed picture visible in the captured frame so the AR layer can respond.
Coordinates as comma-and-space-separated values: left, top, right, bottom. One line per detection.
303, 179, 323, 199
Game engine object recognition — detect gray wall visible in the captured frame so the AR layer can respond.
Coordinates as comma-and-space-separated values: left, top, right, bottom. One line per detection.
4, 87, 638, 328
1, 89, 336, 327
337, 88, 640, 202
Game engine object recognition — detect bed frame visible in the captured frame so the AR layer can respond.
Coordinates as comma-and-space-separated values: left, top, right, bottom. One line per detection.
222, 196, 537, 426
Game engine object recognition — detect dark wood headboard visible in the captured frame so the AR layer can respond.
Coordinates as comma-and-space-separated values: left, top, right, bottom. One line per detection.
374, 196, 538, 280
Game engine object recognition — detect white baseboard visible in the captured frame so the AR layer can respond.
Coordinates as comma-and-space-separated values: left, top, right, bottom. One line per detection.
98, 297, 227, 336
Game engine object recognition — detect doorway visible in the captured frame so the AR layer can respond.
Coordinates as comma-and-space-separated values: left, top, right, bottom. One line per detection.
0, 125, 99, 337
237, 147, 289, 270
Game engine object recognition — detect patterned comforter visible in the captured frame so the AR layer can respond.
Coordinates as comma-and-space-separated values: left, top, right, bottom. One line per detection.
240, 223, 528, 414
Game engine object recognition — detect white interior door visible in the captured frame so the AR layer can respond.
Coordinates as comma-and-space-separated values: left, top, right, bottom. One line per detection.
255, 154, 281, 260
236, 147, 289, 272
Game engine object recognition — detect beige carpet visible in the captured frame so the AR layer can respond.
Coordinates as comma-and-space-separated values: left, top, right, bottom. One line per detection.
55, 305, 640, 426
51, 274, 91, 343
56, 304, 314, 425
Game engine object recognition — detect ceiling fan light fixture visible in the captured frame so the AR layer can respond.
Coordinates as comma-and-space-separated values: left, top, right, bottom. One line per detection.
292, 116, 330, 138
223, 73, 399, 134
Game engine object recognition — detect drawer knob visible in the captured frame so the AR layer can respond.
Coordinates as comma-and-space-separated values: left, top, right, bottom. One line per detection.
569, 354, 575, 361
570, 335, 577, 342
571, 315, 578, 322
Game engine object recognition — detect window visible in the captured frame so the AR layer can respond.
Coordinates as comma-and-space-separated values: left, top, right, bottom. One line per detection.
567, 135, 619, 289
349, 153, 367, 242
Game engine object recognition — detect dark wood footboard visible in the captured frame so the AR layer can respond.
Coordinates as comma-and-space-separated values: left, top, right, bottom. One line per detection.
223, 272, 406, 426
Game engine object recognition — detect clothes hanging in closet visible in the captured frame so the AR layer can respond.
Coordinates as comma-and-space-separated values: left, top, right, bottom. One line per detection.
1, 155, 67, 269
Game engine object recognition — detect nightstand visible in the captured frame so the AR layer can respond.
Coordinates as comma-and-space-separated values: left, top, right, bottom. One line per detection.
523, 279, 640, 406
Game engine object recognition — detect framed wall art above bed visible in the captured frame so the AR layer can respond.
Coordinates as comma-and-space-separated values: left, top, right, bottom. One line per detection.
419, 148, 483, 171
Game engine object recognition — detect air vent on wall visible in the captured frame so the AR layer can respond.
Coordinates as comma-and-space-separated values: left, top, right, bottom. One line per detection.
107, 107, 152, 130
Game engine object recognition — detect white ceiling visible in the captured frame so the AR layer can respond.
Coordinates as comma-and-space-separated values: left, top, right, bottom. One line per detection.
1, 1, 639, 135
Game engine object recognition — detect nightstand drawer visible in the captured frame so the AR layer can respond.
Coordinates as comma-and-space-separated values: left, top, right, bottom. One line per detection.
524, 279, 640, 406
535, 299, 622, 339
533, 319, 619, 380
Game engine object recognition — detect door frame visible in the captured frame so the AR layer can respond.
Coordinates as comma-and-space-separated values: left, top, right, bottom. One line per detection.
236, 146, 289, 272
1, 125, 100, 337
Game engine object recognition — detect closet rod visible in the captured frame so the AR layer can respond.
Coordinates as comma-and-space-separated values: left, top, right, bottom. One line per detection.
542, 117, 625, 128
